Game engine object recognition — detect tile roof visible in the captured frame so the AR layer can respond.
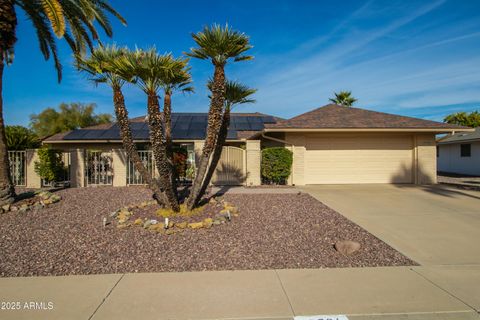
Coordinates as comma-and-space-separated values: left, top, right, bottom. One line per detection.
438, 127, 480, 144
266, 104, 469, 130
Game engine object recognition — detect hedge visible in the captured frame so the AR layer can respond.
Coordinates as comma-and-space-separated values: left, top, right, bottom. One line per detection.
261, 147, 293, 184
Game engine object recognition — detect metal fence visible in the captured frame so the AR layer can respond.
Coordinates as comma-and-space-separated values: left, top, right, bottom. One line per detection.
127, 150, 154, 185
8, 151, 26, 186
85, 151, 113, 186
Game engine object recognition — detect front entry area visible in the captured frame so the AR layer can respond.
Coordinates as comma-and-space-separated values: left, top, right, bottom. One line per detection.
304, 133, 414, 184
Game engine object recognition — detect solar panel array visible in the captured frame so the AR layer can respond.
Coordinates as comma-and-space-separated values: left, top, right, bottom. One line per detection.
63, 113, 277, 141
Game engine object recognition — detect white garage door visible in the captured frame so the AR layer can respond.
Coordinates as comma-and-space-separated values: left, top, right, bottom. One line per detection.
305, 134, 414, 184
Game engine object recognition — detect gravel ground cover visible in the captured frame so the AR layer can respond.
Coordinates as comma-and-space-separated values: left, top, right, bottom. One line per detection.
0, 187, 415, 277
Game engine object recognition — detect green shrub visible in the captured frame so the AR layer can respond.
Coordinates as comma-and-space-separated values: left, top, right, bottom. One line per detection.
34, 148, 67, 183
261, 147, 293, 184
5, 125, 40, 150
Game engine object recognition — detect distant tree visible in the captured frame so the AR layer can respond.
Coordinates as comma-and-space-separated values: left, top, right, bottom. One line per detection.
30, 103, 112, 137
5, 125, 40, 150
329, 91, 357, 107
444, 111, 480, 128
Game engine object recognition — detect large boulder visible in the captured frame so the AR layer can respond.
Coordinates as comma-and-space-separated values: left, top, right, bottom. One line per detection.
334, 240, 361, 255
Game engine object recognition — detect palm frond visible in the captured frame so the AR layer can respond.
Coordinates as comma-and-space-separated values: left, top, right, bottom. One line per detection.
40, 0, 66, 37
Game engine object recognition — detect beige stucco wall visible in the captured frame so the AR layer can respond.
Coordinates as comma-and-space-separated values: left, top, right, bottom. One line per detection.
414, 134, 437, 184
25, 149, 41, 188
70, 149, 85, 187
246, 140, 261, 186
112, 149, 127, 187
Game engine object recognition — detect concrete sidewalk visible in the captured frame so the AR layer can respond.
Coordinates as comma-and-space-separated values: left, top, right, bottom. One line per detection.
1, 266, 479, 320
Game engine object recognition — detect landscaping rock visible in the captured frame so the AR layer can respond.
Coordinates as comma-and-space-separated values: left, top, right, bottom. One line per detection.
133, 218, 143, 226
117, 224, 128, 229
2, 204, 11, 212
165, 229, 176, 235
213, 219, 221, 225
176, 222, 188, 229
188, 222, 203, 229
334, 240, 361, 255
203, 218, 213, 228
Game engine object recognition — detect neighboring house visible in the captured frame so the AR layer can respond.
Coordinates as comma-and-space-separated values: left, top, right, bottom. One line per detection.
437, 127, 480, 176
39, 104, 468, 188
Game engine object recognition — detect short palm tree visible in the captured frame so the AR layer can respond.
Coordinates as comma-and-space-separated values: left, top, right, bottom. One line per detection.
195, 80, 256, 202
118, 48, 183, 211
329, 91, 357, 107
0, 0, 125, 205
186, 24, 253, 209
76, 45, 167, 205
160, 55, 193, 148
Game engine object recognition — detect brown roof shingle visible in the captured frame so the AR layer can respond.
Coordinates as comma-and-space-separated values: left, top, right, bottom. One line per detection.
266, 104, 469, 130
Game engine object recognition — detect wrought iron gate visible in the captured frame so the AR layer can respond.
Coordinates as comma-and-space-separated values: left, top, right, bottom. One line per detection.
127, 150, 154, 185
8, 151, 26, 186
85, 151, 113, 186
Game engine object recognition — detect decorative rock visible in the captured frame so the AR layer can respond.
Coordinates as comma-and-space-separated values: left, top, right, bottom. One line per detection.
117, 224, 128, 229
133, 218, 143, 226
188, 222, 204, 229
10, 206, 18, 212
213, 219, 221, 225
203, 218, 213, 228
165, 229, 176, 235
209, 197, 217, 205
176, 222, 188, 229
334, 240, 361, 255
2, 204, 10, 212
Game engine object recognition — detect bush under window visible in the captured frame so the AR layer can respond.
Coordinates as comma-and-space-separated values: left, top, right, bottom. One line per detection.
261, 147, 293, 185
34, 147, 67, 184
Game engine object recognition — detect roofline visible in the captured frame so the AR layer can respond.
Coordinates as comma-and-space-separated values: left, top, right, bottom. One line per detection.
264, 128, 474, 133
438, 138, 480, 145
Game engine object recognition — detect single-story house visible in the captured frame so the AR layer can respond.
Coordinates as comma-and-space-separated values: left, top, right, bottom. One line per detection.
437, 127, 480, 176
36, 103, 468, 188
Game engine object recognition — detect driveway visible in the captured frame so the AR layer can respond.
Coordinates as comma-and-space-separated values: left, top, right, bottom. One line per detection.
300, 184, 480, 266
301, 184, 480, 315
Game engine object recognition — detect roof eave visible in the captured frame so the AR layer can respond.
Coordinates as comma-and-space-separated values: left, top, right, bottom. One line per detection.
264, 127, 474, 133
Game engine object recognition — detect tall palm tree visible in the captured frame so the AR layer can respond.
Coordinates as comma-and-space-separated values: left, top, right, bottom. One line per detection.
0, 0, 125, 205
186, 24, 252, 210
119, 48, 181, 211
76, 45, 167, 205
195, 80, 256, 203
329, 91, 357, 107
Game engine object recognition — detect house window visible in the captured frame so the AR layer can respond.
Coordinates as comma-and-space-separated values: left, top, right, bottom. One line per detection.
460, 144, 471, 157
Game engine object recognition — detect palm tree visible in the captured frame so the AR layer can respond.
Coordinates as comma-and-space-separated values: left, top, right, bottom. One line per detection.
329, 91, 357, 107
0, 0, 125, 205
195, 80, 256, 203
119, 48, 181, 211
76, 45, 167, 205
185, 24, 253, 210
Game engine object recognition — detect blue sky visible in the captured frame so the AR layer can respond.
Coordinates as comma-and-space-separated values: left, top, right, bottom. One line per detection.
4, 0, 480, 126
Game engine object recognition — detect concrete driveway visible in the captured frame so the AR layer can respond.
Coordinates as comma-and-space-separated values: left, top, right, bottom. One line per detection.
301, 184, 480, 316
300, 184, 480, 266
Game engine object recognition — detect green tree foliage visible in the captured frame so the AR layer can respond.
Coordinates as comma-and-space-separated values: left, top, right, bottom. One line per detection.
444, 111, 480, 128
261, 147, 293, 185
30, 102, 112, 137
329, 91, 357, 107
5, 125, 40, 150
34, 147, 66, 184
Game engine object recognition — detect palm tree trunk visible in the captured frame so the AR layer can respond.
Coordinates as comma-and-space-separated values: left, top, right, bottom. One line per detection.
147, 93, 179, 211
186, 65, 226, 210
195, 108, 230, 204
163, 92, 177, 196
112, 88, 167, 205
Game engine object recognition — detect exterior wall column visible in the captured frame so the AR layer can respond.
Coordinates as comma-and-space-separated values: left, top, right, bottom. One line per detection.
25, 149, 41, 188
112, 149, 127, 187
246, 140, 261, 186
70, 149, 85, 187
285, 133, 306, 186
414, 134, 437, 184
193, 140, 204, 168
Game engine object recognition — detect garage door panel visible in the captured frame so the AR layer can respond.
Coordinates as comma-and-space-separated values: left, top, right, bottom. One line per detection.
305, 134, 413, 184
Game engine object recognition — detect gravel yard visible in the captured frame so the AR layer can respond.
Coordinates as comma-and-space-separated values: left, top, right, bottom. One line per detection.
0, 187, 415, 277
